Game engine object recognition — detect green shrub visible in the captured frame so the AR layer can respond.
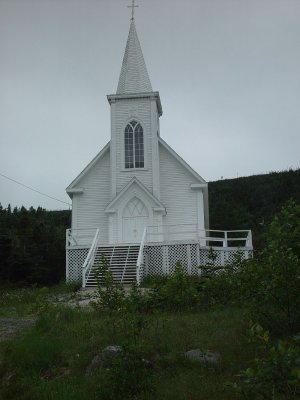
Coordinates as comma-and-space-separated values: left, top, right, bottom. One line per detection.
241, 200, 300, 335
162, 262, 199, 309
96, 346, 155, 400
198, 250, 248, 307
94, 255, 126, 314
146, 262, 199, 311
141, 274, 168, 288
124, 281, 150, 313
231, 324, 300, 399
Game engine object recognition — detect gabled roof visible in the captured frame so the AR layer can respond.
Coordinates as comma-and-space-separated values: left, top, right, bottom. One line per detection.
66, 142, 110, 197
158, 137, 207, 184
105, 177, 166, 213
117, 21, 152, 94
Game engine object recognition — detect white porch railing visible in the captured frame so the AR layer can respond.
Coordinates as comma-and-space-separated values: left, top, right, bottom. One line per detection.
136, 227, 147, 285
66, 228, 102, 247
66, 228, 114, 248
82, 228, 100, 288
146, 224, 252, 248
200, 229, 252, 248
66, 226, 253, 249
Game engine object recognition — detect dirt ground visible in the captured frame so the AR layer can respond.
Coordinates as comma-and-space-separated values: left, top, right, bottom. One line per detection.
0, 286, 149, 342
0, 318, 37, 342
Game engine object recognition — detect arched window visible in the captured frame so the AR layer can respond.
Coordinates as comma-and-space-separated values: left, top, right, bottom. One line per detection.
124, 120, 144, 169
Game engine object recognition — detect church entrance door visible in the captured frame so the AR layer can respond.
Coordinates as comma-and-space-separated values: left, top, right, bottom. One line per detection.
122, 197, 149, 243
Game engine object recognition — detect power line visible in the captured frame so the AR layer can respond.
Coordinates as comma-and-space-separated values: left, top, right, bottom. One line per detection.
0, 172, 72, 207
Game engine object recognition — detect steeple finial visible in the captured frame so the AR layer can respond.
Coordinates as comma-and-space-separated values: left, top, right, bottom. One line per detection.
127, 0, 138, 21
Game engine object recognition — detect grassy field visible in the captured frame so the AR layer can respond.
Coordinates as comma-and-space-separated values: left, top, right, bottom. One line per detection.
1, 201, 299, 399
0, 284, 256, 400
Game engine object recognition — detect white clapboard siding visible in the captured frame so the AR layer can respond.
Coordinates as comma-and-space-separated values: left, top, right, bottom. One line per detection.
114, 98, 153, 194
159, 142, 199, 226
72, 149, 110, 243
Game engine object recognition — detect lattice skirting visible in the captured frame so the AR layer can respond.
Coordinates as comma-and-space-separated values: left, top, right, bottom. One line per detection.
66, 247, 89, 283
144, 244, 252, 278
66, 244, 252, 284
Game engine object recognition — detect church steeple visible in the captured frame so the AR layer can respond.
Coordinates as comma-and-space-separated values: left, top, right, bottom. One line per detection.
116, 20, 152, 94
108, 8, 162, 201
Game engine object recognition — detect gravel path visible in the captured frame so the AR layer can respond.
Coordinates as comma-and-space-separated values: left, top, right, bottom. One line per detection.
0, 318, 37, 342
0, 287, 149, 342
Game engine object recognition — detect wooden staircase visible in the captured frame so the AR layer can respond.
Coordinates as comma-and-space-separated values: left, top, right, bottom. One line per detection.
85, 245, 140, 287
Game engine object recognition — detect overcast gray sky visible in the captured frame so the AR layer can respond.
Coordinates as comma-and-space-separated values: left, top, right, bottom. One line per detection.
1, 0, 299, 210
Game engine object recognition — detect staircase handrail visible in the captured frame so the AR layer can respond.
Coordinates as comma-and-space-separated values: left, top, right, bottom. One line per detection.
136, 227, 147, 285
82, 228, 100, 288
121, 246, 130, 283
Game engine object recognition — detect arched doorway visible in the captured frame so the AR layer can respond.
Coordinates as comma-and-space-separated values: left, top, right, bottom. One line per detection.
122, 197, 149, 243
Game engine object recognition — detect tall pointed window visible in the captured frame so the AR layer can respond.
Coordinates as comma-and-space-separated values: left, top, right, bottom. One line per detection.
124, 120, 144, 168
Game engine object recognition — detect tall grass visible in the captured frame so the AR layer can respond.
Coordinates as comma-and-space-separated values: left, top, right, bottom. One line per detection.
0, 282, 79, 317
0, 301, 254, 400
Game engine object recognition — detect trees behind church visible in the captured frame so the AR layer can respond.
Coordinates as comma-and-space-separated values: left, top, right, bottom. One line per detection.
0, 168, 299, 286
0, 206, 70, 285
209, 168, 300, 249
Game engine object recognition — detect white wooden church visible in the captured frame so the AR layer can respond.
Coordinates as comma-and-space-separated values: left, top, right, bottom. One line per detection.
66, 16, 252, 287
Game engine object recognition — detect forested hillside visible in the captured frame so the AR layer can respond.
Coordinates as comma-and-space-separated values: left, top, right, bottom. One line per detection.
209, 168, 300, 247
0, 206, 70, 285
0, 168, 299, 285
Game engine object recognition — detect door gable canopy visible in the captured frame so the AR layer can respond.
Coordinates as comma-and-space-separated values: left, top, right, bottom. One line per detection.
105, 177, 166, 214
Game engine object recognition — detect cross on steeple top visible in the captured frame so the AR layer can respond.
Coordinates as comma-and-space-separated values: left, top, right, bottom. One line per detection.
127, 0, 139, 21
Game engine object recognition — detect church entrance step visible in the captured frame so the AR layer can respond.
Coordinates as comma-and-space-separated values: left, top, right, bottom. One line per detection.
85, 244, 140, 287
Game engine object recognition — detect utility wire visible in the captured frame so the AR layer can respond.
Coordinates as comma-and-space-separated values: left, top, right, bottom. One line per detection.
0, 172, 72, 207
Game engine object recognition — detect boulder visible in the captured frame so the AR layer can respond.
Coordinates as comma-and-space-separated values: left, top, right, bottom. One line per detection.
85, 345, 122, 376
185, 349, 221, 365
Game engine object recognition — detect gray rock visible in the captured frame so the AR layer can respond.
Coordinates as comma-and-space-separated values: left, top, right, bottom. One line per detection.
142, 358, 160, 371
85, 345, 122, 376
85, 346, 160, 376
185, 349, 221, 365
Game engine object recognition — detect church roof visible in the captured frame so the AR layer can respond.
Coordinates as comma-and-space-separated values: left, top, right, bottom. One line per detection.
117, 21, 153, 94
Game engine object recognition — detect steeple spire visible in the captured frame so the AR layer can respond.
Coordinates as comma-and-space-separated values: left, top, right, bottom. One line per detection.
116, 20, 153, 94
